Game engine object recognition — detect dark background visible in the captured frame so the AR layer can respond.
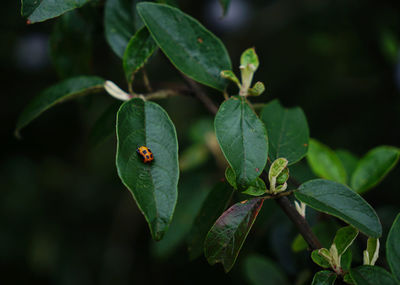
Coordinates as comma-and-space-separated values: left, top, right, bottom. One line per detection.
2, 0, 400, 284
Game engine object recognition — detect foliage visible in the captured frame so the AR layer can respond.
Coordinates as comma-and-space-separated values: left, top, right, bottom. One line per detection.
16, 1, 400, 284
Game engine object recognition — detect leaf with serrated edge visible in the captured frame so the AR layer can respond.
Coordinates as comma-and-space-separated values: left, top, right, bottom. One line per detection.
296, 179, 382, 238
204, 198, 264, 272
116, 98, 179, 241
137, 2, 231, 91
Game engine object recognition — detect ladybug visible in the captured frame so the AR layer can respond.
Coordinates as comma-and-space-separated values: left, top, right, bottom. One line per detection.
136, 146, 154, 163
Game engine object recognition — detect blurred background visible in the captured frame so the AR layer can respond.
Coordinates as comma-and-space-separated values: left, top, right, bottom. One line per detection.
2, 0, 400, 284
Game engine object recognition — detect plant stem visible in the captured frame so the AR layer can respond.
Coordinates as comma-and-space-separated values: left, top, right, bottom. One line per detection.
180, 76, 322, 251
276, 196, 322, 250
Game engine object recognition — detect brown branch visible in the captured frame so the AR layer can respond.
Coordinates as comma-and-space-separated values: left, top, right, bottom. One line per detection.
178, 75, 322, 251
181, 74, 218, 115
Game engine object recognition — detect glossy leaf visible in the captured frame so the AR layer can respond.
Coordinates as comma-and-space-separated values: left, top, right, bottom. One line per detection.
123, 27, 157, 83
295, 179, 382, 238
260, 100, 309, 165
116, 98, 179, 241
336, 149, 359, 183
311, 249, 331, 268
16, 76, 105, 135
105, 0, 136, 58
187, 182, 233, 260
244, 254, 289, 285
350, 266, 398, 285
351, 146, 400, 194
215, 97, 268, 189
204, 198, 264, 272
387, 213, 400, 281
50, 10, 92, 78
307, 139, 347, 184
137, 2, 231, 91
333, 226, 358, 256
24, 0, 91, 23
312, 270, 337, 285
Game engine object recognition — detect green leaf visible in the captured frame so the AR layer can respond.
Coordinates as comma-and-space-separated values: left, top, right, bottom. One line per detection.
336, 149, 359, 183
225, 167, 267, 196
312, 270, 337, 285
363, 238, 379, 266
116, 98, 179, 241
50, 10, 92, 78
307, 139, 347, 184
241, 47, 259, 71
344, 273, 355, 284
123, 27, 157, 84
295, 179, 382, 238
242, 178, 267, 196
21, 0, 40, 17
16, 76, 105, 135
105, 0, 136, 58
350, 266, 398, 285
89, 102, 121, 147
311, 249, 331, 268
341, 249, 353, 271
218, 0, 231, 16
248, 81, 265, 96
204, 198, 264, 272
24, 0, 91, 24
187, 182, 233, 260
350, 146, 400, 194
137, 2, 231, 91
243, 254, 289, 285
387, 213, 400, 282
215, 97, 268, 189
260, 100, 309, 165
220, 70, 241, 88
333, 226, 359, 256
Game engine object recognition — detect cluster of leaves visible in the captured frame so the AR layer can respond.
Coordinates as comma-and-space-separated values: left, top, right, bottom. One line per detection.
18, 1, 400, 284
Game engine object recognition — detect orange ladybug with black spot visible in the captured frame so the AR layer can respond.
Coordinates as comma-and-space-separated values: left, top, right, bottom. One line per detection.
136, 146, 154, 163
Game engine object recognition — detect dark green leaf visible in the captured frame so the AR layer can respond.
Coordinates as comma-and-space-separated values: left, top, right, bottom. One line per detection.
105, 0, 136, 58
89, 102, 121, 147
351, 146, 400, 194
123, 27, 157, 84
311, 249, 331, 268
219, 0, 231, 16
116, 98, 179, 241
21, 0, 40, 17
243, 254, 289, 285
344, 273, 355, 284
187, 182, 233, 260
25, 0, 91, 23
350, 266, 398, 285
312, 270, 337, 285
137, 2, 231, 91
204, 198, 264, 272
307, 139, 347, 184
225, 166, 237, 189
387, 213, 400, 282
215, 97, 268, 189
295, 179, 382, 238
341, 249, 352, 271
260, 100, 309, 165
333, 226, 358, 256
16, 76, 104, 135
336, 149, 359, 183
50, 10, 92, 78
242, 178, 267, 196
